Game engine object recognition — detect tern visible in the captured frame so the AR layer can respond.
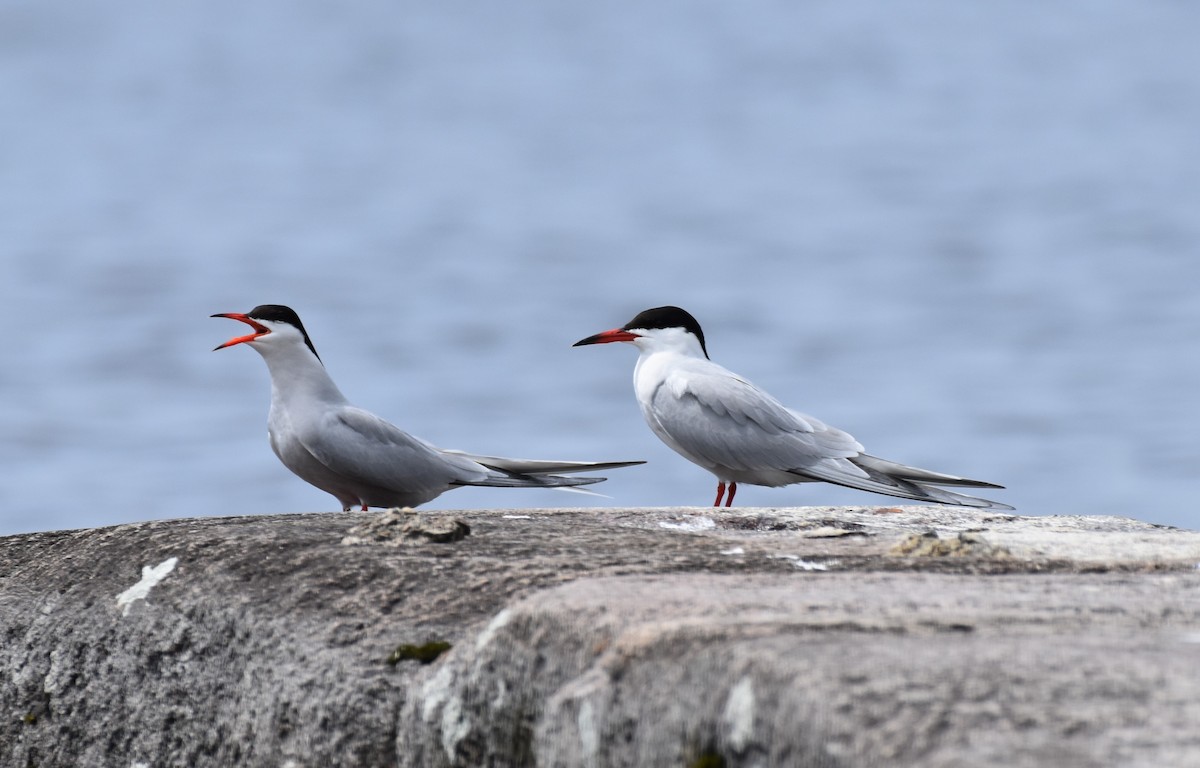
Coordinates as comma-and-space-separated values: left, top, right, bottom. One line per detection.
574, 306, 1012, 510
213, 304, 644, 511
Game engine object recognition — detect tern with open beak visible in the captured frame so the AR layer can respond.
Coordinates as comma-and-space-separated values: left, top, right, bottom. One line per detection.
214, 304, 643, 510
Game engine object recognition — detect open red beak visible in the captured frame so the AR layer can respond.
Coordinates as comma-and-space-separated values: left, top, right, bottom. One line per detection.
212, 313, 270, 350
572, 328, 640, 347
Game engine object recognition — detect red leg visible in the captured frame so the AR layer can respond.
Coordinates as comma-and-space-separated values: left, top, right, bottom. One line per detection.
725, 482, 737, 507
361, 504, 369, 511
713, 482, 726, 507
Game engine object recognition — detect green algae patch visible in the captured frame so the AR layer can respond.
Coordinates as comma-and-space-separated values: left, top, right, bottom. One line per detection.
688, 752, 726, 768
387, 640, 452, 666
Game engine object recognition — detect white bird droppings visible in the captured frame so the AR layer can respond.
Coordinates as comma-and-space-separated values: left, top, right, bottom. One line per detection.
116, 557, 178, 617
658, 516, 716, 532
577, 700, 599, 763
722, 676, 755, 751
440, 692, 470, 761
769, 554, 832, 571
474, 608, 513, 652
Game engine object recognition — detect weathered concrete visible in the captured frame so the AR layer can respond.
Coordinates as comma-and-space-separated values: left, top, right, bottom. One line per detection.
2, 506, 1198, 767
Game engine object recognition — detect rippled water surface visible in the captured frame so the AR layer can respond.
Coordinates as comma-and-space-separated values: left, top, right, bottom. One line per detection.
3, 1, 1198, 534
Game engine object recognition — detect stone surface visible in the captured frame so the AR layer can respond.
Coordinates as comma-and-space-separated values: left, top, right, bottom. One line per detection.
1, 506, 1198, 767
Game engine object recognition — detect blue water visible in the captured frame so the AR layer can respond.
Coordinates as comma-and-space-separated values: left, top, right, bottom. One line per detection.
3, 1, 1199, 535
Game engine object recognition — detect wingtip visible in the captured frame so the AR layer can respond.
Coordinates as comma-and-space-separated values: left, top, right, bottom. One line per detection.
947, 494, 1015, 511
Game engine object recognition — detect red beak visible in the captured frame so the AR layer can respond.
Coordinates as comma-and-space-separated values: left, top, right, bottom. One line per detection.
212, 313, 270, 350
572, 328, 640, 347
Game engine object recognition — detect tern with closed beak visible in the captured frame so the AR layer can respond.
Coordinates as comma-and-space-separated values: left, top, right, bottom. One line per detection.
214, 304, 643, 510
574, 306, 1011, 510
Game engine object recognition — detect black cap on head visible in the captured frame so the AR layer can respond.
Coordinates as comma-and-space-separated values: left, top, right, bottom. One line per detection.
247, 304, 320, 361
623, 306, 708, 358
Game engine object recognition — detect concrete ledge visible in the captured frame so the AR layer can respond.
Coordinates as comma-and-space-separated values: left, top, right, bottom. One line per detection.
2, 507, 1199, 767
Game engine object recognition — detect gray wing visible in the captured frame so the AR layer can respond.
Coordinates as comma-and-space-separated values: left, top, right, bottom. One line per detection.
442, 452, 645, 475
303, 408, 617, 494
655, 368, 1013, 509
794, 455, 1014, 509
298, 406, 489, 496
853, 454, 1006, 489
650, 364, 866, 476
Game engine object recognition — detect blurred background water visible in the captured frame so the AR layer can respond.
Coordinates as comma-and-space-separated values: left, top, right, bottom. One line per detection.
2, 0, 1198, 535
